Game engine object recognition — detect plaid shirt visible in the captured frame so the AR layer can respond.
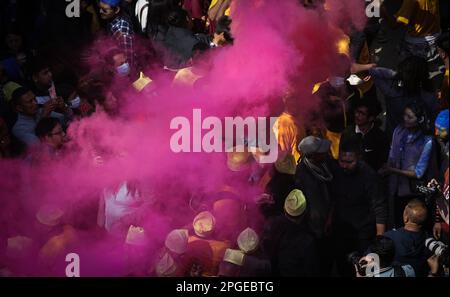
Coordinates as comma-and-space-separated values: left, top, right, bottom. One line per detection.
108, 15, 135, 67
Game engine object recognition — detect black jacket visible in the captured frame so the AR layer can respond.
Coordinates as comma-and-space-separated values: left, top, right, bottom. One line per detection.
158, 26, 209, 69
341, 124, 390, 171
261, 215, 319, 277
294, 160, 333, 240
330, 161, 388, 240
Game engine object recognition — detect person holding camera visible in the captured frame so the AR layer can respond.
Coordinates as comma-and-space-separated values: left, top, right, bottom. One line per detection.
384, 199, 433, 276
261, 189, 320, 277
355, 235, 415, 277
425, 237, 448, 277
330, 135, 387, 277
428, 169, 449, 245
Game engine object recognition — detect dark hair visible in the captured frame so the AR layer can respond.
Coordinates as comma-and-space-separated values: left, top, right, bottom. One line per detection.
171, 0, 182, 6
370, 236, 396, 268
339, 134, 362, 155
105, 47, 125, 65
35, 117, 60, 138
397, 56, 432, 95
29, 58, 51, 76
192, 41, 210, 55
146, 0, 174, 38
404, 102, 430, 133
11, 87, 31, 108
215, 16, 234, 44
167, 7, 189, 28
5, 25, 24, 39
354, 98, 381, 118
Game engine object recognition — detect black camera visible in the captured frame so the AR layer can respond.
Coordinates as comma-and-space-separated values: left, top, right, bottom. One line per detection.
416, 185, 438, 205
425, 238, 449, 267
416, 185, 438, 196
347, 251, 368, 276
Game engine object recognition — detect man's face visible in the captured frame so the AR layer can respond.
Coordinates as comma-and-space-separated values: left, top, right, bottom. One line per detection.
17, 91, 38, 116
99, 2, 118, 20
354, 106, 373, 127
34, 67, 53, 89
338, 152, 358, 173
45, 123, 66, 149
5, 33, 23, 53
438, 47, 448, 62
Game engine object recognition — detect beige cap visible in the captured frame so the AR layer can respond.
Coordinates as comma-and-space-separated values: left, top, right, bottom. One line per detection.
275, 152, 296, 175
155, 252, 177, 277
284, 189, 307, 217
125, 225, 147, 246
6, 236, 33, 258
193, 211, 216, 238
36, 205, 64, 227
223, 248, 245, 266
165, 229, 189, 255
237, 227, 259, 254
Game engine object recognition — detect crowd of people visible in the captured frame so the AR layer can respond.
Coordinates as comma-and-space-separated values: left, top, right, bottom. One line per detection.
0, 0, 449, 277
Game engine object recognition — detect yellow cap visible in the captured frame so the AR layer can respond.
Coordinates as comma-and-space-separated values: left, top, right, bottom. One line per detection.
275, 152, 296, 175
2, 81, 22, 102
132, 72, 152, 92
125, 225, 147, 246
284, 189, 307, 217
237, 228, 259, 254
193, 211, 216, 238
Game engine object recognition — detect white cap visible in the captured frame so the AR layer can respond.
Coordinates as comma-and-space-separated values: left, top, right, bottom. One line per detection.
165, 229, 189, 255
237, 227, 259, 254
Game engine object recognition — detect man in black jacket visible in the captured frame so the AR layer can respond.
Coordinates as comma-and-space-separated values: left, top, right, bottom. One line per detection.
330, 135, 388, 276
261, 189, 319, 277
294, 136, 334, 276
340, 99, 389, 171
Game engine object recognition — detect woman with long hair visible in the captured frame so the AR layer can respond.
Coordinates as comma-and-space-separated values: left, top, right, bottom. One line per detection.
381, 103, 435, 228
